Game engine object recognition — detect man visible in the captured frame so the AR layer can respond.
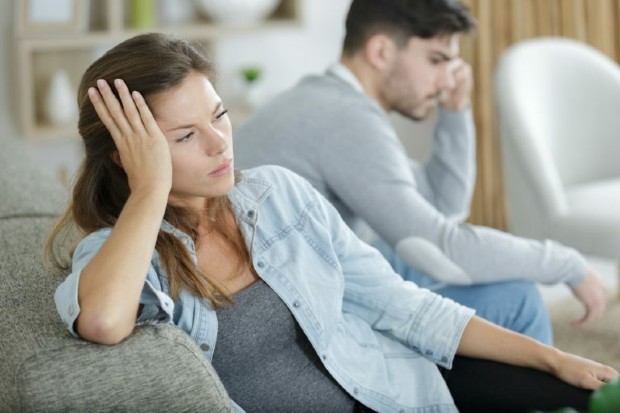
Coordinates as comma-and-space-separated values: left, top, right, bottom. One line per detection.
235, 0, 607, 344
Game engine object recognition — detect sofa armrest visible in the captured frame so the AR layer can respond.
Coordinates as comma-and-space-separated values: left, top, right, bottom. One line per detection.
16, 324, 233, 413
0, 216, 233, 413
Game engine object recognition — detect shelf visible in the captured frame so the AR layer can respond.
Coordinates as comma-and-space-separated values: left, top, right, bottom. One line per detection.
13, 0, 302, 141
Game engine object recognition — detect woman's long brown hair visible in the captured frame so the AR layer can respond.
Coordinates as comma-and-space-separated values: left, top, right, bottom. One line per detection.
45, 33, 249, 307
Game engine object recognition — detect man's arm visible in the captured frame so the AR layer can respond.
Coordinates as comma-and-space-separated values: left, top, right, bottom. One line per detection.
411, 61, 476, 221
410, 107, 476, 221
318, 102, 588, 288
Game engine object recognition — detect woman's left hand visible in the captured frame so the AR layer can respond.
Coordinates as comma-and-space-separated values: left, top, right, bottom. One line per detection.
551, 350, 618, 390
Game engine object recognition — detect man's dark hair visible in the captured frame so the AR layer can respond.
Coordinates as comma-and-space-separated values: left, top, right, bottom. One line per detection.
343, 0, 476, 55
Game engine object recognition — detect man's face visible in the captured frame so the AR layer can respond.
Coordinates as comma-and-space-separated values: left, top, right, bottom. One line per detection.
378, 34, 461, 121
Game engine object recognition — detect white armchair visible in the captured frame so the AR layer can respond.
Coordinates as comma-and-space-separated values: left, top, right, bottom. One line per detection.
495, 37, 620, 278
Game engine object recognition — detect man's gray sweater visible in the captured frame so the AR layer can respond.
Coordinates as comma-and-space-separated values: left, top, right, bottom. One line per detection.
235, 67, 587, 288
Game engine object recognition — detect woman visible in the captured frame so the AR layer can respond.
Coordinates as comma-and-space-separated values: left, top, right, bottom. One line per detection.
49, 33, 617, 413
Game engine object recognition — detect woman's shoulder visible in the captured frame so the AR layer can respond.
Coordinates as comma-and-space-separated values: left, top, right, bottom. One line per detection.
71, 227, 113, 262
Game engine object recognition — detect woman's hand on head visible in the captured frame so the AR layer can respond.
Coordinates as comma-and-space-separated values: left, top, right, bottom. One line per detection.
88, 79, 172, 197
551, 350, 618, 391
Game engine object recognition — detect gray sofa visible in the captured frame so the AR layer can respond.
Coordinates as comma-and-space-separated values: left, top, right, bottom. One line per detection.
0, 137, 233, 412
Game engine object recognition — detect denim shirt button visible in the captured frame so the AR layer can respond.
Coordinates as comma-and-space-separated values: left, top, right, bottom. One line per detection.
353, 387, 359, 395
293, 301, 301, 308
200, 343, 210, 352
247, 210, 255, 218
321, 354, 327, 361
441, 356, 448, 363
256, 261, 265, 268
68, 305, 75, 317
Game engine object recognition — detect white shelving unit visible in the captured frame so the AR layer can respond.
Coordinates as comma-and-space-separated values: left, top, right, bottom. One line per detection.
14, 0, 302, 141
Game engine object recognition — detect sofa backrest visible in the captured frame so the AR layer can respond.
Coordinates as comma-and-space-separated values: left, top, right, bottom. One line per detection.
0, 137, 67, 219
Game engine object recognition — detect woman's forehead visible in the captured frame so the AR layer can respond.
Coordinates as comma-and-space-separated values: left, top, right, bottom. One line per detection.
151, 73, 219, 120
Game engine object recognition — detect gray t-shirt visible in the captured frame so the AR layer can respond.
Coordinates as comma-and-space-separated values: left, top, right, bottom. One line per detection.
235, 65, 587, 287
212, 280, 355, 412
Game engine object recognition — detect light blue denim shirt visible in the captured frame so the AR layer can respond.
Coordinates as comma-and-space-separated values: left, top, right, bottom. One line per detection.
55, 165, 475, 413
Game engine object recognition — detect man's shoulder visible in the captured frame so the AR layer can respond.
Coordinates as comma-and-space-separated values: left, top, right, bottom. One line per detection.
257, 73, 378, 115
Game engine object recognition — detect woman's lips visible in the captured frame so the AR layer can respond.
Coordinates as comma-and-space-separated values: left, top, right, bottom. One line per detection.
209, 159, 233, 176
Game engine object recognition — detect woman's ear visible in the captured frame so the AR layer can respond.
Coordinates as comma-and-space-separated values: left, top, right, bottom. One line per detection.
364, 33, 398, 72
110, 151, 123, 169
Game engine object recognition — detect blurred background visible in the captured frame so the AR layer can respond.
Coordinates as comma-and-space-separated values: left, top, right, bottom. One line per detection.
5, 0, 620, 230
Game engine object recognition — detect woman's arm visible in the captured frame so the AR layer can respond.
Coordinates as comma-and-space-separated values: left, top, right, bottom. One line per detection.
457, 316, 618, 390
76, 79, 172, 345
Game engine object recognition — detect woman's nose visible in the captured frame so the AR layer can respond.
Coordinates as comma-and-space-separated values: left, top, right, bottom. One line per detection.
203, 127, 228, 156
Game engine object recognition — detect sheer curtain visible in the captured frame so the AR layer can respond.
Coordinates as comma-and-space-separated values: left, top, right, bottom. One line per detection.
460, 0, 620, 229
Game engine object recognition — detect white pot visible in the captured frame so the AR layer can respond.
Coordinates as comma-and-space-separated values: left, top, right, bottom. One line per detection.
194, 0, 280, 24
44, 69, 77, 126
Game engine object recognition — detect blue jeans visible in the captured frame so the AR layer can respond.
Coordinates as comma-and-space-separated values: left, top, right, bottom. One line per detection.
372, 239, 553, 345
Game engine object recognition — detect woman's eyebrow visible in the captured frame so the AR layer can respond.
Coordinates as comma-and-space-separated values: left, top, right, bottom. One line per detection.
165, 123, 195, 132
212, 101, 223, 114
164, 102, 224, 132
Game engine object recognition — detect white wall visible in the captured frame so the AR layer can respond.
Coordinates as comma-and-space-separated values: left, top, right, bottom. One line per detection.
1, 0, 433, 182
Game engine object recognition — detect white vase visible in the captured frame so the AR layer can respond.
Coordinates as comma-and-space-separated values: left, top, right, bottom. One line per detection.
193, 0, 280, 24
44, 70, 77, 126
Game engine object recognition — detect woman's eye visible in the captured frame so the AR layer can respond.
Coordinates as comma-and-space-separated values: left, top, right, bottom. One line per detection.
176, 132, 194, 143
215, 109, 229, 121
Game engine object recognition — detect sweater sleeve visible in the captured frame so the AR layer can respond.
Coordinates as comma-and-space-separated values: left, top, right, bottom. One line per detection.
411, 108, 476, 222
316, 102, 587, 288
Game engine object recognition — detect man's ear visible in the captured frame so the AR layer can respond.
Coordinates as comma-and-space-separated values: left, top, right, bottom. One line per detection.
110, 151, 123, 169
364, 33, 398, 72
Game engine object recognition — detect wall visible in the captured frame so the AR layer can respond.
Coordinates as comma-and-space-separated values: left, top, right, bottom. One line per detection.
1, 0, 433, 183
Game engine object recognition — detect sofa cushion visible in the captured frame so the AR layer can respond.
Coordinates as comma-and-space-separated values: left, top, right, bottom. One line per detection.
0, 137, 66, 218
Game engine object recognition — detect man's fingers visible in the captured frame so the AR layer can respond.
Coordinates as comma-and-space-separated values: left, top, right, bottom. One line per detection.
570, 312, 591, 328
571, 302, 604, 327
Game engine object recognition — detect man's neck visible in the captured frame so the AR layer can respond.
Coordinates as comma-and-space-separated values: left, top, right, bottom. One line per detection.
339, 56, 389, 112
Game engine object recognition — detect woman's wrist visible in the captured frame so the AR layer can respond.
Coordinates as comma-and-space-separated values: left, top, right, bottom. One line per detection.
533, 343, 564, 374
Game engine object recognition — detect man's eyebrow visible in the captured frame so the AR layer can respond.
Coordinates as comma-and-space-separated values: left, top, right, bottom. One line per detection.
430, 51, 453, 61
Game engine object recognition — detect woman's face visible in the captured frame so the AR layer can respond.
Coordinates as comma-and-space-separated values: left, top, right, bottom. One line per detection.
150, 71, 234, 210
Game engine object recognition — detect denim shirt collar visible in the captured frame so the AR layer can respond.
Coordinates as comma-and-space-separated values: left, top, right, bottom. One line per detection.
159, 169, 275, 242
